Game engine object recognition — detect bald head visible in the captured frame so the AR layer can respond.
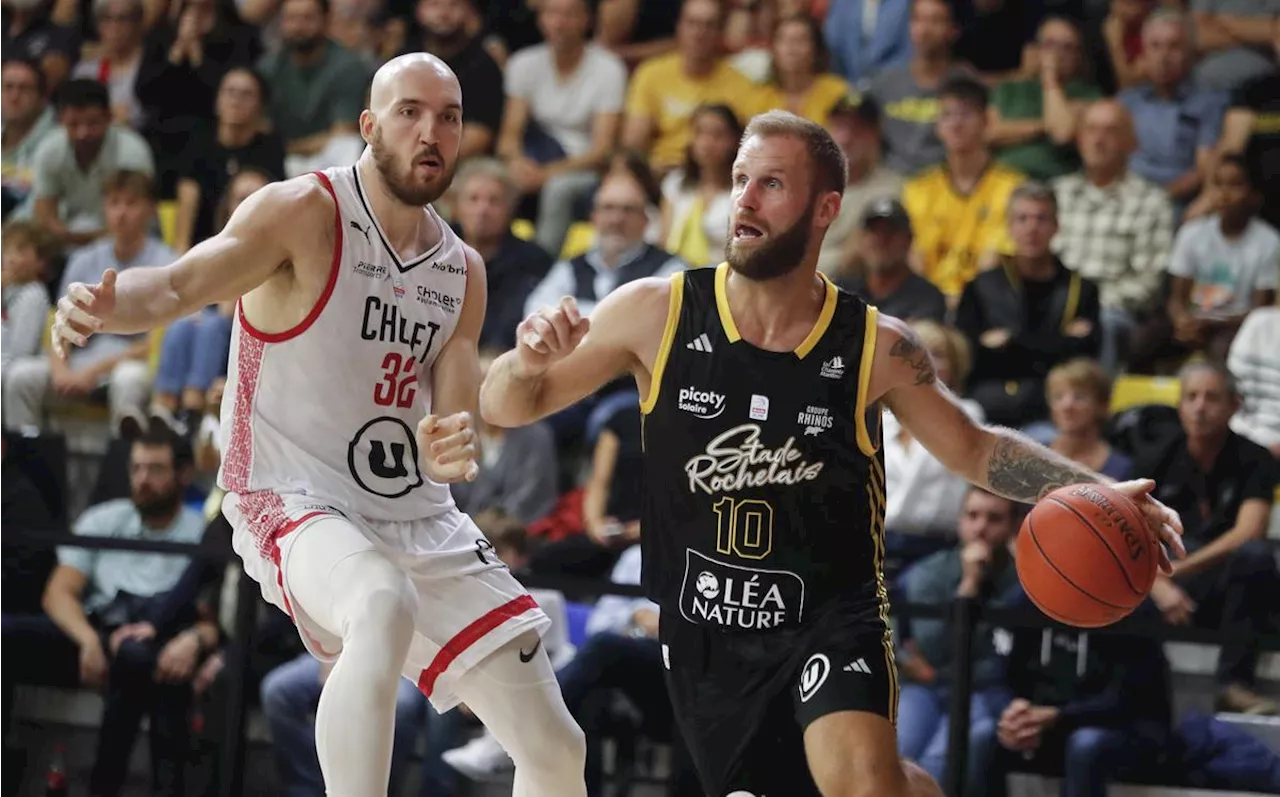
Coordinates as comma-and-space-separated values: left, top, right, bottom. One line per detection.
1078, 99, 1135, 178
360, 52, 464, 208
368, 53, 460, 113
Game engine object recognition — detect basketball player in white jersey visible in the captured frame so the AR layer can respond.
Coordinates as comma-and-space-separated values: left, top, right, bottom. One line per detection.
51, 54, 587, 797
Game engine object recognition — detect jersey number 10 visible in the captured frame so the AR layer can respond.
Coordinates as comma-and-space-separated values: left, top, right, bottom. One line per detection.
712, 497, 775, 560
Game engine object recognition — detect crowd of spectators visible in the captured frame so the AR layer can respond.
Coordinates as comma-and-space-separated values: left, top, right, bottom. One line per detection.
2, 0, 1279, 793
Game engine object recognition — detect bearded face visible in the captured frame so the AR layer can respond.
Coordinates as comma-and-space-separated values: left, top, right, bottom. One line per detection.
724, 199, 816, 281
370, 121, 456, 207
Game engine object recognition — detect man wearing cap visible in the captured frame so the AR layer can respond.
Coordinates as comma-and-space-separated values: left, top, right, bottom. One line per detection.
838, 198, 947, 323
819, 91, 905, 276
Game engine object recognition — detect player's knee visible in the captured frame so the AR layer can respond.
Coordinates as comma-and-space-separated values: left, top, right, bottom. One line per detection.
341, 567, 418, 648
512, 707, 586, 774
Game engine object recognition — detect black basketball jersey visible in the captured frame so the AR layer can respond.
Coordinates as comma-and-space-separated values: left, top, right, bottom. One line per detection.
641, 264, 889, 634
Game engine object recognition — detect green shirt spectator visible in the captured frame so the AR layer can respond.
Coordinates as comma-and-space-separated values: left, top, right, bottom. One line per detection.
992, 77, 1102, 180
256, 36, 370, 147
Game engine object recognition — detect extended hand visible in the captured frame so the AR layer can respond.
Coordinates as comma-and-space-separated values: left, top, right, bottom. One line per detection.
515, 296, 590, 376
1109, 479, 1185, 574
53, 268, 117, 359
417, 412, 479, 483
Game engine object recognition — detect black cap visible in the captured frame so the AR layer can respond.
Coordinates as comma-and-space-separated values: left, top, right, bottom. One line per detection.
861, 197, 911, 231
828, 90, 881, 126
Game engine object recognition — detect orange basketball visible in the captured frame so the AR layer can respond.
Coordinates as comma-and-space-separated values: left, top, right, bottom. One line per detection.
1015, 483, 1158, 628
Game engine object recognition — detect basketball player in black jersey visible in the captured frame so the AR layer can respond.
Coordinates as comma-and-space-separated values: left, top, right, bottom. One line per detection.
480, 110, 1185, 797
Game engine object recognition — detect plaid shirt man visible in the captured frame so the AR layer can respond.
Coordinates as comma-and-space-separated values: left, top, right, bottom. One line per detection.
1051, 171, 1176, 314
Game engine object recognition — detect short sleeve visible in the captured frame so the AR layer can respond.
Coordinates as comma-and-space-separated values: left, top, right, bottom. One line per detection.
1197, 92, 1229, 149
504, 49, 534, 100
1241, 449, 1277, 503
116, 130, 156, 175
624, 60, 659, 119
1166, 224, 1198, 278
30, 135, 62, 200
1256, 233, 1280, 290
57, 502, 121, 577
593, 51, 628, 115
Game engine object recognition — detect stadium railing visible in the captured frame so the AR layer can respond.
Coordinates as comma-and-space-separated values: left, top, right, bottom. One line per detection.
4, 529, 1278, 797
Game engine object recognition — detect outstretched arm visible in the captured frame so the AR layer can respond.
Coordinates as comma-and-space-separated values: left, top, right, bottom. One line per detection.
868, 313, 1184, 566
53, 178, 327, 350
480, 277, 671, 428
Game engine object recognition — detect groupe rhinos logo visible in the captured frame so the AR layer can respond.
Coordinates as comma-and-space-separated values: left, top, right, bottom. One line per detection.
416, 286, 462, 314
677, 386, 726, 419
430, 260, 467, 275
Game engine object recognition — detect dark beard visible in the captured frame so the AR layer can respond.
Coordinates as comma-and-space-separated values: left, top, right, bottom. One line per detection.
371, 126, 453, 207
133, 488, 182, 524
724, 202, 815, 281
288, 35, 326, 56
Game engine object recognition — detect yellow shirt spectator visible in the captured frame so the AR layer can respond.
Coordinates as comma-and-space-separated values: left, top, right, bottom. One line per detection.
625, 53, 761, 170
903, 163, 1024, 297
755, 74, 849, 127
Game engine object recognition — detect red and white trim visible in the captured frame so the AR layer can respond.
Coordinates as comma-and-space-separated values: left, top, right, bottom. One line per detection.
416, 594, 541, 698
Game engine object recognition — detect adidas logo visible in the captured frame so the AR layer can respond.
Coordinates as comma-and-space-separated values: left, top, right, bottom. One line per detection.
687, 333, 713, 353
842, 657, 872, 675
820, 356, 844, 379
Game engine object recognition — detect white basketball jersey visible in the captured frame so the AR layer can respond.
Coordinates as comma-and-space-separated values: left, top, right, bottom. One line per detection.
218, 166, 468, 521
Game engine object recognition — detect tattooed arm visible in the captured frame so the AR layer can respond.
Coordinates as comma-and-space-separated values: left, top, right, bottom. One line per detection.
867, 313, 1183, 568
870, 314, 1102, 502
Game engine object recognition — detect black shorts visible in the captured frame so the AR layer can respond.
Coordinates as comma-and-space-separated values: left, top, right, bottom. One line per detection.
660, 610, 898, 797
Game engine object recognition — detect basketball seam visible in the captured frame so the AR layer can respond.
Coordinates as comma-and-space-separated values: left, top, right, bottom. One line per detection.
1046, 496, 1144, 597
1025, 516, 1131, 612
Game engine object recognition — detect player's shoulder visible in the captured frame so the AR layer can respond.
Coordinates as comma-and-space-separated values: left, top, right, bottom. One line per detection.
227, 174, 336, 232
594, 271, 680, 327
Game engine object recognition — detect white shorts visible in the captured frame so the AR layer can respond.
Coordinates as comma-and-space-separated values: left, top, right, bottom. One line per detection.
223, 490, 549, 712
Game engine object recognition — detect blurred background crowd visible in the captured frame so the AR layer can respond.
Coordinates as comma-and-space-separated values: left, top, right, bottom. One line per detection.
1, 0, 1279, 793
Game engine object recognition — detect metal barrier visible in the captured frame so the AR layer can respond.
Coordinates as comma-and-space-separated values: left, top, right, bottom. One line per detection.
5, 529, 1279, 797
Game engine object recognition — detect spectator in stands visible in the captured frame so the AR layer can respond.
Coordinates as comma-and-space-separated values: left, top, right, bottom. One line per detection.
989, 17, 1102, 182
5, 171, 172, 432
836, 198, 946, 324
621, 0, 758, 177
30, 79, 153, 246
818, 92, 904, 276
525, 164, 684, 319
1045, 358, 1133, 480
1189, 0, 1278, 93
406, 0, 505, 158
897, 488, 1022, 790
1095, 0, 1158, 93
865, 0, 966, 177
72, 0, 147, 131
0, 220, 55, 381
0, 0, 78, 89
258, 0, 370, 177
974, 596, 1174, 797
904, 75, 1022, 300
1228, 299, 1280, 457
1136, 361, 1280, 715
0, 436, 56, 616
451, 158, 553, 350
883, 320, 981, 560
592, 0, 680, 67
1, 58, 56, 219
1118, 11, 1228, 207
757, 14, 847, 127
328, 0, 390, 65
31, 426, 211, 796
659, 103, 738, 268
260, 653, 425, 797
152, 168, 273, 436
1, 221, 57, 384
496, 0, 627, 257
1214, 70, 1280, 230
1139, 154, 1278, 368
134, 0, 259, 193
823, 0, 912, 84
956, 181, 1101, 431
451, 348, 559, 524
1053, 99, 1175, 371
172, 67, 285, 252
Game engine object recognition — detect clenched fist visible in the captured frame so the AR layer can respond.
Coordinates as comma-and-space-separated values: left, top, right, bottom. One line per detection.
514, 296, 590, 376
52, 268, 117, 359
417, 412, 479, 483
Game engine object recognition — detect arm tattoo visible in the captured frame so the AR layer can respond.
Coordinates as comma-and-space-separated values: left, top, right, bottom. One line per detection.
985, 433, 1102, 503
889, 332, 937, 386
